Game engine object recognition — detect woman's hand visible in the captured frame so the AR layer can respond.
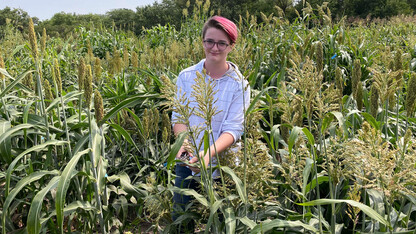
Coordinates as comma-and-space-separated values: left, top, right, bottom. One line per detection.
187, 151, 210, 173
176, 139, 192, 164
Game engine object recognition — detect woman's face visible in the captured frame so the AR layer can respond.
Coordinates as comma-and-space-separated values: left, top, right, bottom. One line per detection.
203, 27, 233, 64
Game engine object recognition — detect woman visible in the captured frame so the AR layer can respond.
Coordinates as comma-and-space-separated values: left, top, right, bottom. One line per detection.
171, 15, 250, 221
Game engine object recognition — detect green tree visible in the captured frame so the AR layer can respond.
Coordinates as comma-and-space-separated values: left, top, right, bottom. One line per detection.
106, 8, 136, 31
0, 7, 35, 32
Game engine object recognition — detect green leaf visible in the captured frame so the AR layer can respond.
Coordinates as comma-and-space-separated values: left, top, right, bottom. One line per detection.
107, 172, 147, 198
206, 199, 223, 232
297, 199, 390, 228
302, 158, 314, 198
221, 166, 247, 203
251, 219, 318, 233
288, 126, 302, 156
224, 207, 236, 234
330, 111, 349, 138
56, 148, 90, 234
2, 170, 59, 234
5, 140, 67, 197
0, 120, 12, 163
45, 91, 82, 112
0, 124, 35, 146
321, 113, 334, 134
238, 216, 256, 229
302, 127, 315, 146
246, 86, 277, 115
362, 112, 380, 130
166, 131, 187, 170
0, 68, 33, 98
40, 201, 97, 226
27, 176, 60, 234
108, 123, 138, 150
170, 186, 208, 207
89, 119, 102, 166
304, 175, 329, 194
98, 93, 158, 126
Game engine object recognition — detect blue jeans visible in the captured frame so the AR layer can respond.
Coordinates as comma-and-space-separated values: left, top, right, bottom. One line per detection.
172, 164, 199, 221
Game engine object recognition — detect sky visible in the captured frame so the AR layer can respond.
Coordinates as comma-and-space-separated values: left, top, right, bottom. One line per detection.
0, 0, 160, 20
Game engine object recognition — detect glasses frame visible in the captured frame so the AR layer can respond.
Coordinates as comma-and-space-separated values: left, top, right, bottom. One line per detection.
203, 39, 230, 51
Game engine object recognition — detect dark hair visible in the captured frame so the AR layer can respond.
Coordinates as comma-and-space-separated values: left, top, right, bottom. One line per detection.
202, 17, 235, 44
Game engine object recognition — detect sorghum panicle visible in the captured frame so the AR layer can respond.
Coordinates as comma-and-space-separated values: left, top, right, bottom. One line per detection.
405, 73, 416, 117
0, 54, 5, 80
94, 89, 104, 125
370, 84, 379, 118
123, 46, 129, 70
41, 28, 47, 55
28, 18, 38, 61
23, 72, 35, 90
94, 57, 102, 84
131, 51, 139, 69
53, 58, 62, 94
335, 67, 343, 99
44, 79, 54, 104
84, 65, 93, 106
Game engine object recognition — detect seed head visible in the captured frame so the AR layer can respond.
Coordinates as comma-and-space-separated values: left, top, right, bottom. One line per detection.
131, 51, 138, 70
87, 41, 94, 62
123, 46, 129, 70
394, 49, 403, 87
53, 58, 62, 94
23, 72, 35, 90
142, 109, 150, 139
94, 89, 104, 125
78, 58, 85, 90
405, 72, 416, 118
28, 18, 38, 61
162, 127, 169, 144
394, 49, 403, 71
370, 84, 379, 118
0, 55, 5, 80
111, 48, 122, 74
41, 28, 47, 54
94, 57, 102, 84
84, 65, 93, 106
44, 79, 54, 104
161, 110, 171, 141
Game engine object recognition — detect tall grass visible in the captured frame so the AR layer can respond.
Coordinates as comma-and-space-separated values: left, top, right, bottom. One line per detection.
0, 1, 416, 233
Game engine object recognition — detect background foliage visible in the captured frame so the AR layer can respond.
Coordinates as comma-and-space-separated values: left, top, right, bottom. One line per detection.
0, 0, 416, 233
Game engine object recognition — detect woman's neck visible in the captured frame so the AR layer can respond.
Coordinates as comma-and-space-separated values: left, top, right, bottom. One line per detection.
204, 60, 229, 79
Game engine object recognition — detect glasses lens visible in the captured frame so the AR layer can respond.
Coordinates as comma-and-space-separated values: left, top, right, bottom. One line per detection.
204, 40, 228, 50
217, 42, 227, 50
204, 40, 215, 48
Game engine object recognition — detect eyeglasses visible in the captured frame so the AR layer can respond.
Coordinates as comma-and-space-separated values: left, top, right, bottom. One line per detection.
203, 40, 230, 51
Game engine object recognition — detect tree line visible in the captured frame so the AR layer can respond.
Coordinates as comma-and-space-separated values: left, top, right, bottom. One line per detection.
1, 0, 416, 38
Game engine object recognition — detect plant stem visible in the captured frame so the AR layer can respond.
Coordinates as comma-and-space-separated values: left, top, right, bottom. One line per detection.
60, 95, 72, 157
87, 107, 106, 234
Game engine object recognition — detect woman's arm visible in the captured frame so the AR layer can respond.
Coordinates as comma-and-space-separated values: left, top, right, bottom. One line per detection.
188, 132, 234, 172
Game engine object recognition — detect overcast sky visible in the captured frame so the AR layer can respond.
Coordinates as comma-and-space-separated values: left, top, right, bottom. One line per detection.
0, 0, 160, 20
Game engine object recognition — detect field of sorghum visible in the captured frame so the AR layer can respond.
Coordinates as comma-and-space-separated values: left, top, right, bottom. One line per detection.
1, 2, 416, 233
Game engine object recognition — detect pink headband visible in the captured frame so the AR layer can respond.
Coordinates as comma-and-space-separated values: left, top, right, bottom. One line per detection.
212, 16, 238, 44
